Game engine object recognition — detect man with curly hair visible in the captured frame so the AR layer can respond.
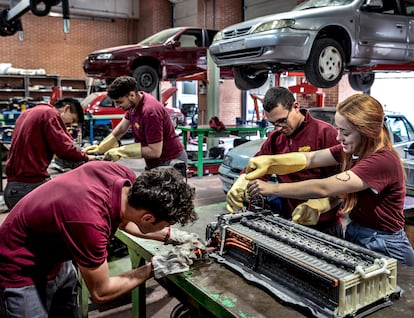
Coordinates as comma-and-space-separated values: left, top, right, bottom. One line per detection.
0, 161, 199, 317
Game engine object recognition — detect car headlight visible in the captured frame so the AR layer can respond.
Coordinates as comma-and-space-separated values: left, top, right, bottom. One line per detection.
222, 155, 233, 167
213, 31, 223, 43
253, 19, 295, 33
96, 53, 113, 60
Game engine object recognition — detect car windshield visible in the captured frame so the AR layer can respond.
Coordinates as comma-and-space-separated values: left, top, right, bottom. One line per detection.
295, 0, 355, 10
81, 93, 99, 107
138, 27, 182, 45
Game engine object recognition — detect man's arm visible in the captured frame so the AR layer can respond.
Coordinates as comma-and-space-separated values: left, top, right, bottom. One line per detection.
141, 141, 163, 159
111, 118, 131, 140
119, 221, 169, 241
78, 260, 153, 303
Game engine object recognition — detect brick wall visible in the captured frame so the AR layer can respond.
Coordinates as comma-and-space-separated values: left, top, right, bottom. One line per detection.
0, 0, 347, 118
0, 13, 140, 79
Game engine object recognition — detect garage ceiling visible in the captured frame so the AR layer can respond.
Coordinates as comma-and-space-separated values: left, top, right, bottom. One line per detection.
0, 0, 139, 19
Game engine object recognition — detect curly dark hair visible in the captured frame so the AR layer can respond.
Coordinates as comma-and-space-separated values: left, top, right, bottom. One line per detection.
107, 76, 138, 99
128, 166, 198, 226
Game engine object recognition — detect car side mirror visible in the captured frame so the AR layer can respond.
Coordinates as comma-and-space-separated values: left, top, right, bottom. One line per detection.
404, 144, 414, 158
170, 40, 180, 47
361, 0, 383, 11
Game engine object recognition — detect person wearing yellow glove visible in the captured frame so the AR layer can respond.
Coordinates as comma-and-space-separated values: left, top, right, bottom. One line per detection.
89, 76, 188, 173
229, 86, 343, 238
226, 173, 249, 213
247, 94, 414, 266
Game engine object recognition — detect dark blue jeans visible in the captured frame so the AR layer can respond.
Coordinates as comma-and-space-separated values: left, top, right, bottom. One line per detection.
2, 261, 79, 318
346, 221, 414, 266
4, 180, 47, 210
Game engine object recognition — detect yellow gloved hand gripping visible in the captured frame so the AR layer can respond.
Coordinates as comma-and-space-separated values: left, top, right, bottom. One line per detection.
83, 134, 119, 155
226, 173, 248, 213
103, 143, 142, 161
291, 197, 339, 225
245, 153, 307, 180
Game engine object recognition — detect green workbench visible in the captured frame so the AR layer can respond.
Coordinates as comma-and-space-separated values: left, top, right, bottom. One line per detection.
177, 124, 268, 177
112, 202, 414, 318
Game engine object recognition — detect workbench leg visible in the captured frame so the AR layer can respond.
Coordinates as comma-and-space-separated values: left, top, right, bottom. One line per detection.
78, 274, 89, 318
181, 131, 188, 149
128, 247, 146, 318
197, 132, 204, 178
89, 119, 94, 144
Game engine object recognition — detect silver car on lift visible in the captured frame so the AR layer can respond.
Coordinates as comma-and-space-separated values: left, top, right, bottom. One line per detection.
209, 0, 414, 91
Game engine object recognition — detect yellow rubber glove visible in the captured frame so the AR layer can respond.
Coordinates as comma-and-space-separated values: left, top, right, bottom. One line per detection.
245, 153, 306, 180
291, 197, 338, 225
103, 143, 142, 161
83, 134, 119, 155
226, 174, 248, 213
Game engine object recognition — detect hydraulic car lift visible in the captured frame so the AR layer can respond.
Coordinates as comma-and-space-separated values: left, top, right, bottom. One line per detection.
0, 0, 70, 39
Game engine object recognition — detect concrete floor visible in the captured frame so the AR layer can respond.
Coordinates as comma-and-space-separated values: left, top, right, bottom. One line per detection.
0, 158, 227, 317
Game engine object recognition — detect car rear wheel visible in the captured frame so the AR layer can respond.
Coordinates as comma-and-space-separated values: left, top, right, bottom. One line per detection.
233, 67, 268, 90
348, 71, 375, 92
132, 65, 159, 92
305, 38, 345, 88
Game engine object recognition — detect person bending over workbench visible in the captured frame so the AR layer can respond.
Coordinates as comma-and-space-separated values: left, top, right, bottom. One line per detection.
226, 87, 343, 238
84, 76, 187, 173
3, 97, 96, 211
246, 94, 414, 267
0, 161, 202, 317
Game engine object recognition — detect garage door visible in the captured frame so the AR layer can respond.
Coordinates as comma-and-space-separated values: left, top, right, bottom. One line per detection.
244, 0, 297, 20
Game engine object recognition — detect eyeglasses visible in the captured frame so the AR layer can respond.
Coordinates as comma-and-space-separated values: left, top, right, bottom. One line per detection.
269, 109, 291, 127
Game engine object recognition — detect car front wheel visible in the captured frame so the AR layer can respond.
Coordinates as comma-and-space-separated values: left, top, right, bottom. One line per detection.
304, 38, 345, 88
233, 67, 268, 90
348, 71, 375, 92
132, 65, 159, 92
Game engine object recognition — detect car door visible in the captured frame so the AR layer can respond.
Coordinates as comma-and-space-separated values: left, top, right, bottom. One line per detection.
163, 29, 207, 78
357, 0, 408, 62
387, 114, 414, 158
400, 0, 414, 59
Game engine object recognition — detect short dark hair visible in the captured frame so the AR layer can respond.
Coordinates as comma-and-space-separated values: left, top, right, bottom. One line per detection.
128, 167, 197, 226
263, 87, 295, 112
54, 97, 84, 124
107, 76, 138, 99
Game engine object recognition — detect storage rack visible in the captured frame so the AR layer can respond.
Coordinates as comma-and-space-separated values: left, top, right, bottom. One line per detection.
0, 75, 88, 108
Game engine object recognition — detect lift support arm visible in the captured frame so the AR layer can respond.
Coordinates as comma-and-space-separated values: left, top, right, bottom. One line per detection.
0, 0, 70, 37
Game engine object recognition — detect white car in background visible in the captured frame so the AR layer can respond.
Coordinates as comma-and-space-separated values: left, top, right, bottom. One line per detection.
218, 108, 414, 193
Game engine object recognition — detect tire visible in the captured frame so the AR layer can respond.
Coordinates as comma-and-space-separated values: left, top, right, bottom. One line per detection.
304, 38, 345, 88
233, 67, 268, 91
30, 1, 52, 17
132, 65, 159, 92
170, 303, 192, 318
348, 72, 375, 92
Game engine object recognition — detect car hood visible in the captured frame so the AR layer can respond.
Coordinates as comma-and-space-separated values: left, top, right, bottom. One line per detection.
90, 43, 164, 55
223, 139, 265, 171
219, 0, 358, 33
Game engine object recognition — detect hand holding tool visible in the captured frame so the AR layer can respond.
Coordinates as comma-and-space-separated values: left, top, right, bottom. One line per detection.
226, 173, 249, 213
